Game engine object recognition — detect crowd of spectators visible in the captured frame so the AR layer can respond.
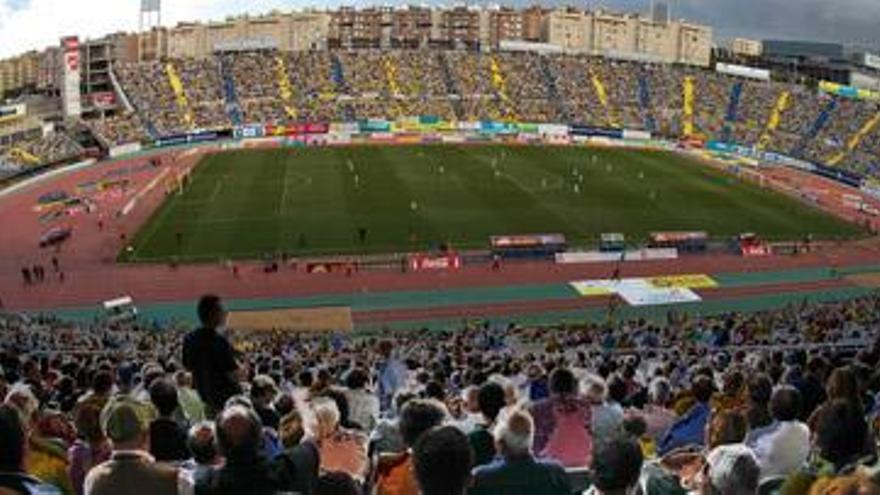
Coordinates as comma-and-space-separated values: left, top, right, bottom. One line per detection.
1, 291, 880, 494
100, 49, 880, 178
0, 132, 84, 170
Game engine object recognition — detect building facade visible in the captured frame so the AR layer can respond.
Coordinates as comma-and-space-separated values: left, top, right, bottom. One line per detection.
543, 7, 712, 66
168, 11, 330, 58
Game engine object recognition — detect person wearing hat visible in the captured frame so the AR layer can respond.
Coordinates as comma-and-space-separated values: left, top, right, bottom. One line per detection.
698, 444, 760, 495
83, 397, 192, 495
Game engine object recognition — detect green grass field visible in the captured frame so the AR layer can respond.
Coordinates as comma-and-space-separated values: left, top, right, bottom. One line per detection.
121, 145, 862, 262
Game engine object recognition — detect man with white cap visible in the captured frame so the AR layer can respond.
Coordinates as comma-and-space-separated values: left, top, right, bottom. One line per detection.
699, 444, 760, 495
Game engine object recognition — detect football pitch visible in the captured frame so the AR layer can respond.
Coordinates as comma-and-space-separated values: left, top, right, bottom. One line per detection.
122, 145, 862, 262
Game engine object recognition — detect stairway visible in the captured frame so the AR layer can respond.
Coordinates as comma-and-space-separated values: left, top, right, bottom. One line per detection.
218, 56, 243, 126
757, 90, 790, 151
540, 56, 570, 123
682, 76, 695, 138
437, 53, 464, 120
722, 81, 743, 143
791, 99, 837, 157
329, 53, 355, 121
164, 62, 195, 130
590, 69, 616, 127
827, 110, 880, 165
489, 55, 516, 121
275, 55, 297, 121
637, 74, 656, 133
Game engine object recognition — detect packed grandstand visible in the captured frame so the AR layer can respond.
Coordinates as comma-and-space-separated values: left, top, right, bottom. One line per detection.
0, 293, 879, 495
0, 49, 878, 182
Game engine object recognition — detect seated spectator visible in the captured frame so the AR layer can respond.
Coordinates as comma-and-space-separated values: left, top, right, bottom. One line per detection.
174, 372, 205, 424
185, 422, 220, 486
343, 368, 379, 433
589, 438, 644, 495
468, 381, 506, 467
84, 397, 188, 495
529, 368, 593, 467
470, 409, 571, 495
370, 392, 415, 455
744, 373, 773, 431
412, 426, 472, 495
0, 404, 61, 495
375, 399, 447, 495
250, 376, 279, 431
6, 385, 75, 495
587, 374, 625, 450
808, 475, 880, 495
659, 375, 714, 455
632, 377, 676, 444
196, 405, 279, 495
746, 385, 810, 478
67, 403, 110, 495
273, 410, 319, 495
315, 471, 359, 495
698, 444, 760, 495
311, 397, 367, 482
148, 378, 189, 463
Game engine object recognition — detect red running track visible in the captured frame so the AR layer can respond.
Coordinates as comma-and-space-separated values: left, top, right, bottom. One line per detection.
1, 150, 880, 315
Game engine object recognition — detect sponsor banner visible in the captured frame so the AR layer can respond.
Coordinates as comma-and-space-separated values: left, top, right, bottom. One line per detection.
409, 253, 462, 271
622, 129, 652, 141
0, 103, 26, 123
491, 233, 566, 249
154, 131, 221, 147
89, 92, 116, 109
516, 123, 539, 134
234, 125, 265, 139
538, 124, 569, 136
819, 80, 879, 101
61, 36, 81, 118
646, 274, 718, 289
458, 121, 481, 131
617, 286, 702, 306
863, 53, 880, 70
555, 248, 678, 264
570, 126, 624, 139
331, 122, 360, 134
742, 244, 772, 257
108, 142, 142, 158
369, 132, 396, 142
359, 119, 392, 133
306, 261, 356, 274
442, 135, 466, 144
813, 163, 863, 188
715, 63, 771, 81
570, 277, 705, 306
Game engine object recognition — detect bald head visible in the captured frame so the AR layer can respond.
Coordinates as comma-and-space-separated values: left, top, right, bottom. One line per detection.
216, 405, 262, 460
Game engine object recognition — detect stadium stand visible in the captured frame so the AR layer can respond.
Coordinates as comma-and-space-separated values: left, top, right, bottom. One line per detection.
1, 293, 879, 494
0, 48, 877, 182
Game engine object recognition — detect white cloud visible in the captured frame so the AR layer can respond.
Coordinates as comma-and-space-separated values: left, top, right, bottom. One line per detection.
0, 0, 315, 58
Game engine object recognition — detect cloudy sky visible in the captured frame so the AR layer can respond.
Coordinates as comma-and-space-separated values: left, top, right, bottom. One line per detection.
0, 0, 878, 58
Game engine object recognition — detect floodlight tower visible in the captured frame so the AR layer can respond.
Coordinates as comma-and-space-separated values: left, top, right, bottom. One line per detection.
139, 0, 163, 62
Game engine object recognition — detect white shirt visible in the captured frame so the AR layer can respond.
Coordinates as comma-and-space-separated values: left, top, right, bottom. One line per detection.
750, 421, 811, 478
344, 388, 380, 432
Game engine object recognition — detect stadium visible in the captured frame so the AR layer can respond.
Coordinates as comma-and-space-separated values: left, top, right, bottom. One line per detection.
1, 2, 880, 495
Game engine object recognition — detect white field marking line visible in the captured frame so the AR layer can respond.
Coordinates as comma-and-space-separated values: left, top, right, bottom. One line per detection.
129, 162, 211, 257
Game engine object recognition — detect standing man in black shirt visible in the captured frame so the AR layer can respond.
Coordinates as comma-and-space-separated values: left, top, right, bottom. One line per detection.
183, 295, 243, 418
